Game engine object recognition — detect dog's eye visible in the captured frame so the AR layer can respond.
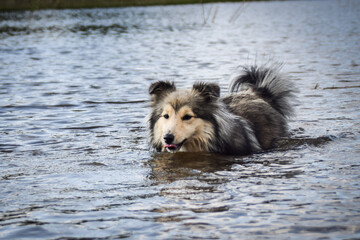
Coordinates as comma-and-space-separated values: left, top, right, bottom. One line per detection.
182, 114, 193, 121
163, 114, 169, 119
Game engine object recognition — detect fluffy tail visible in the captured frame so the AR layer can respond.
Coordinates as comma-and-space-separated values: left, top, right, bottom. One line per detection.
230, 64, 294, 118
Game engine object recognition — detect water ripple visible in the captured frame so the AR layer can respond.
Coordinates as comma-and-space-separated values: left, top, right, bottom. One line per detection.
1, 1, 360, 239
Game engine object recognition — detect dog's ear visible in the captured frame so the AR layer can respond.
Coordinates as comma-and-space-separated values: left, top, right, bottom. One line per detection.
192, 82, 220, 101
149, 81, 176, 103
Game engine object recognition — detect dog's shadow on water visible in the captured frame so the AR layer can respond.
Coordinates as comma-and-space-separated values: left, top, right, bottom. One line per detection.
148, 152, 238, 183
147, 134, 334, 184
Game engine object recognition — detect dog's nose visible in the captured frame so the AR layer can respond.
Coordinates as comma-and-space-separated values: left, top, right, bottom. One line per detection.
164, 133, 174, 144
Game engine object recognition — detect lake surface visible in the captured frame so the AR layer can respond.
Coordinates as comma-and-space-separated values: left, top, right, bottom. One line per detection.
1, 0, 360, 239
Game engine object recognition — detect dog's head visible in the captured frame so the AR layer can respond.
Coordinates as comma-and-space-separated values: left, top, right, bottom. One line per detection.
149, 81, 220, 152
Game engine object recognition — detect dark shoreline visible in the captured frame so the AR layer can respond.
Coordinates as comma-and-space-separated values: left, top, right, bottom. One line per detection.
1, 0, 269, 11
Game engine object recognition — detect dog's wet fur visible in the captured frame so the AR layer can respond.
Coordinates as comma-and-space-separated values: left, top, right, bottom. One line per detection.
148, 65, 294, 155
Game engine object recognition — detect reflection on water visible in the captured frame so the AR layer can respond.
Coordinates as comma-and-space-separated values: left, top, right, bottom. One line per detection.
149, 148, 307, 184
149, 152, 235, 182
1, 0, 360, 239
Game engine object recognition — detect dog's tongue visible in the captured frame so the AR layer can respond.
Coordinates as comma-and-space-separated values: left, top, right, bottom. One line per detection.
165, 144, 177, 150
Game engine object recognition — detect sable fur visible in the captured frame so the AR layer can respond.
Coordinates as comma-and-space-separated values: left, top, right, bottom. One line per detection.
148, 64, 294, 155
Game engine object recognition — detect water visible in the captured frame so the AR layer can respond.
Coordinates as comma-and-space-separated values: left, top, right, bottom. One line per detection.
1, 0, 360, 239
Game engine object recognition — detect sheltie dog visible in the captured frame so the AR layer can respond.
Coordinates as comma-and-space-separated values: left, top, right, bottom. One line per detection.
148, 65, 294, 155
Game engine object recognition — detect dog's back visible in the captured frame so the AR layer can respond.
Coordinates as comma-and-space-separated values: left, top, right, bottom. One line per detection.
223, 65, 294, 149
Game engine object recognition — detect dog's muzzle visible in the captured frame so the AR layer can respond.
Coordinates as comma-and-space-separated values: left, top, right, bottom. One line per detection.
163, 134, 187, 152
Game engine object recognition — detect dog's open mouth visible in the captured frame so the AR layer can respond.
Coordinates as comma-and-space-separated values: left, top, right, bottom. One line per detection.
164, 139, 187, 152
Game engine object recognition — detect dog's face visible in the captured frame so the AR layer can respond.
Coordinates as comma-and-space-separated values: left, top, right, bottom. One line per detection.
149, 81, 220, 152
